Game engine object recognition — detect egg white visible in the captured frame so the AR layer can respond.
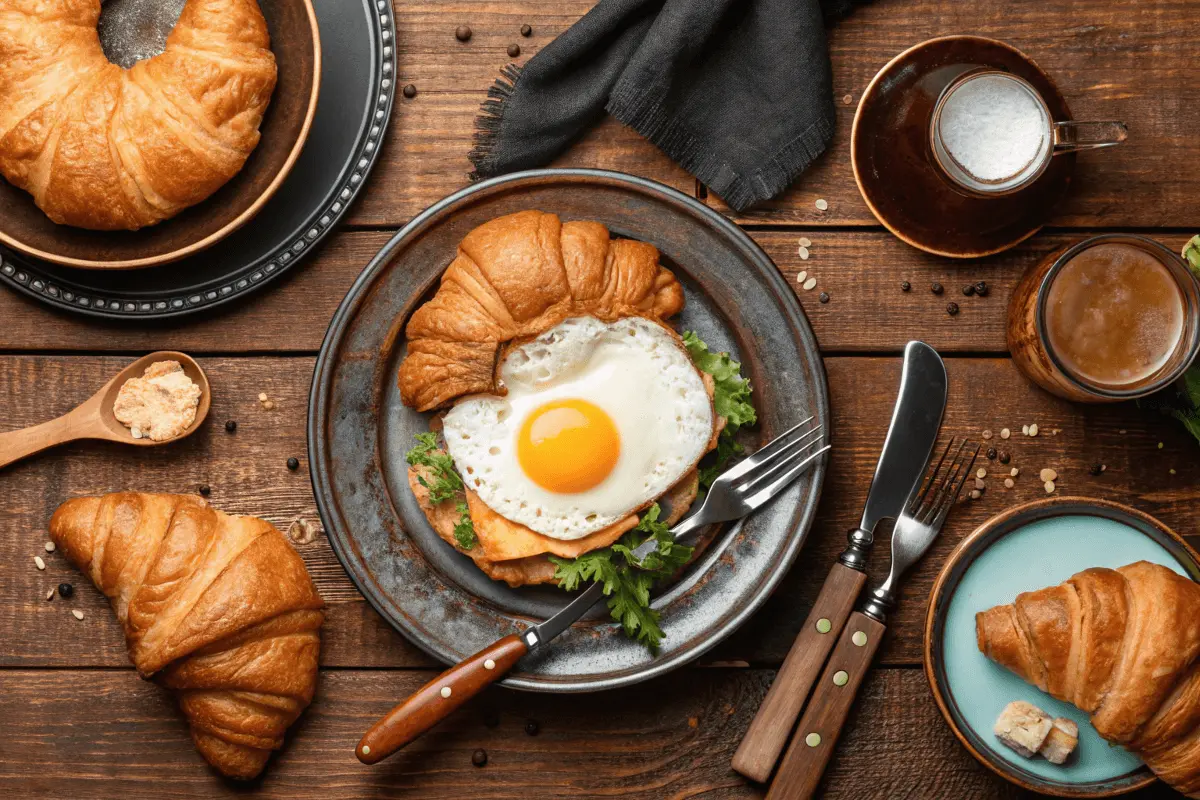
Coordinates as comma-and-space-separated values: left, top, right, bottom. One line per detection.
442, 316, 714, 540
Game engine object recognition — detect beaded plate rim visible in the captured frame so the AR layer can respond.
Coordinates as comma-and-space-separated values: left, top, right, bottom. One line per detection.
0, 0, 396, 320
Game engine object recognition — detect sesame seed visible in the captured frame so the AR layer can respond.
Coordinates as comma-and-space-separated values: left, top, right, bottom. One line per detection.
969, 490, 981, 500
799, 237, 812, 247
1004, 478, 1015, 488
71, 609, 84, 620
982, 430, 992, 439
1039, 468, 1057, 482
843, 94, 853, 105
1044, 480, 1055, 494
1000, 428, 1011, 439
1011, 468, 1020, 477
1170, 468, 1177, 475
45, 588, 54, 601
797, 270, 807, 284
974, 478, 986, 490
1028, 424, 1039, 436
44, 541, 55, 552
798, 246, 810, 260
976, 468, 987, 479
34, 556, 45, 570
263, 401, 275, 410
1158, 442, 1165, 449
803, 277, 817, 291
258, 392, 268, 402
815, 199, 829, 211
1022, 425, 1030, 435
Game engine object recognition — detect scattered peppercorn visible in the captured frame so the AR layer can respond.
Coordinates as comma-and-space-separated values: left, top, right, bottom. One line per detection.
520, 24, 533, 37
198, 484, 211, 496
819, 292, 830, 304
58, 582, 74, 599
986, 447, 997, 460
962, 284, 976, 297
455, 25, 472, 42
287, 457, 300, 471
1089, 463, 1106, 476
900, 281, 911, 292
946, 302, 959, 316
225, 419, 237, 433
974, 281, 989, 297
999, 451, 1011, 465
507, 44, 521, 58
472, 749, 488, 767
403, 84, 417, 99
931, 282, 943, 295
524, 720, 540, 736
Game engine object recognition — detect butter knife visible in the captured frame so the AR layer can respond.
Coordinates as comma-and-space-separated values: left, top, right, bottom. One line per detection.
731, 341, 947, 782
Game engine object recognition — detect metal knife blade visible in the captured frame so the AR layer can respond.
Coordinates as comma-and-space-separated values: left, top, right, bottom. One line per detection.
840, 340, 947, 570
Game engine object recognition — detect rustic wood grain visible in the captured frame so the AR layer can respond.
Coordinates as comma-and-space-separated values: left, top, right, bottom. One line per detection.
3, 354, 1196, 671
0, 667, 1155, 799
1, 231, 1188, 354
348, 1, 1200, 229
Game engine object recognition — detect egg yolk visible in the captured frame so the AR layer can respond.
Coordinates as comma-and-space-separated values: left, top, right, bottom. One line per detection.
517, 399, 620, 493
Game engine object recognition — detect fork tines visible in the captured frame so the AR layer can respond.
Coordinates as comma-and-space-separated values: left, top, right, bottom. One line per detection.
908, 438, 981, 524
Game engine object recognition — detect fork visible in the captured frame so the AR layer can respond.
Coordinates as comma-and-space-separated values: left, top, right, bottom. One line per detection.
356, 417, 831, 765
766, 439, 979, 799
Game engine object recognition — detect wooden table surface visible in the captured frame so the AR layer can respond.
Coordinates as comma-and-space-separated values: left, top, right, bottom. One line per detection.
2, 1, 1198, 797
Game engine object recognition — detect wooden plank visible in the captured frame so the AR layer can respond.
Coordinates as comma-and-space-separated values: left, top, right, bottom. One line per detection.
0, 666, 1107, 799
1, 231, 1189, 354
711, 0, 1200, 228
339, 1, 1200, 228
3, 354, 1197, 670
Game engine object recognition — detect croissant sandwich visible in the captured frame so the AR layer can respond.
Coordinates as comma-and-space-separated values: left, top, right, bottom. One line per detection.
976, 561, 1200, 796
0, 0, 277, 230
50, 492, 324, 780
395, 211, 734, 592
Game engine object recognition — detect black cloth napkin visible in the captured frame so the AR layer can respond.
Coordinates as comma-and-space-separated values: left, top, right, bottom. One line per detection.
469, 0, 857, 211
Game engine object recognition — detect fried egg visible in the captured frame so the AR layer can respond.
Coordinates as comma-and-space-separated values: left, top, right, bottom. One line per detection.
442, 316, 714, 540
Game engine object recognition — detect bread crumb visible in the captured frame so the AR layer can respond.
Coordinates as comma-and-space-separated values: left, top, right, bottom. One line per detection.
71, 609, 84, 620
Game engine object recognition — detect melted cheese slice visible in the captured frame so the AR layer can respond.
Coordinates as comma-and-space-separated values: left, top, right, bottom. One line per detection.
465, 490, 636, 561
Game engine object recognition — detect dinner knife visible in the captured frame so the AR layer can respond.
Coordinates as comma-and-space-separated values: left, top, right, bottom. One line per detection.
357, 420, 830, 765
731, 341, 947, 783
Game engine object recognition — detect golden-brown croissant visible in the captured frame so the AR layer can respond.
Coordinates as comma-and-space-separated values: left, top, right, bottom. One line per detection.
976, 561, 1200, 796
397, 210, 686, 411
0, 0, 276, 230
50, 492, 324, 780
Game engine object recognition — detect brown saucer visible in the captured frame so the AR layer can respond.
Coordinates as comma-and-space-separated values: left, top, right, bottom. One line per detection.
851, 36, 1074, 259
0, 0, 321, 270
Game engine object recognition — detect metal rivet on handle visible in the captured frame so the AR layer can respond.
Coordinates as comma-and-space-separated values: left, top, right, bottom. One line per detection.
833, 670, 849, 686
484, 659, 496, 670
805, 733, 821, 747
852, 631, 867, 647
816, 618, 832, 634
361, 745, 371, 755
440, 686, 452, 698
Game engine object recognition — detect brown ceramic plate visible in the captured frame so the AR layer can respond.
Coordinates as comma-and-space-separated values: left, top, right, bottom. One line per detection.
308, 169, 830, 693
924, 497, 1200, 796
0, 0, 321, 270
851, 36, 1074, 259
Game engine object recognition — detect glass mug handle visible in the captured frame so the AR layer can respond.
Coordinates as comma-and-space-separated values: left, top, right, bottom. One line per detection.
1053, 120, 1128, 153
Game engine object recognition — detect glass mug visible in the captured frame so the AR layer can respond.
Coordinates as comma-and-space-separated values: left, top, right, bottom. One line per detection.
1008, 234, 1200, 403
930, 70, 1128, 196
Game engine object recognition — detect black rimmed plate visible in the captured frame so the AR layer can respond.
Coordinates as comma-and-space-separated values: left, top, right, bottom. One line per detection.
308, 169, 830, 692
0, 0, 395, 318
925, 497, 1200, 797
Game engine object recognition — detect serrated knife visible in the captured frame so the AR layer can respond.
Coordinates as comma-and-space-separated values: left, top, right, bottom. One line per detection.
731, 340, 947, 782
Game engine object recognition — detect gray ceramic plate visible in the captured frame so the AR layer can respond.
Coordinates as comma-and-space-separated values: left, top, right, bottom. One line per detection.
308, 169, 829, 692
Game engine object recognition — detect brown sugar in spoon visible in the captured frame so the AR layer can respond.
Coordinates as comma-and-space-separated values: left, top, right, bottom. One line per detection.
0, 351, 210, 470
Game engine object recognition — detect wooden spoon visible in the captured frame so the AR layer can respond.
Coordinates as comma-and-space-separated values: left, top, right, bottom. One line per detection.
0, 352, 210, 470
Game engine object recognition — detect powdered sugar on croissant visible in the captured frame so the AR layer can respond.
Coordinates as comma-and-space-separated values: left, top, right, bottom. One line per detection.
397, 210, 685, 411
50, 492, 323, 780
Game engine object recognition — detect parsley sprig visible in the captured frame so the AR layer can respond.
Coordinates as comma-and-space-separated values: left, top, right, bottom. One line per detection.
682, 331, 757, 487
550, 505, 692, 650
406, 433, 478, 550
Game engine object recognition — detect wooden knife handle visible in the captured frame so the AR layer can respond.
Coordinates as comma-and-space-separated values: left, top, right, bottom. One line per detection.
766, 611, 885, 799
356, 634, 528, 764
732, 562, 867, 782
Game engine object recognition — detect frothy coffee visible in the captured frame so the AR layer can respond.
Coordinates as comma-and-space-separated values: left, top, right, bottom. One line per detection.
936, 73, 1051, 189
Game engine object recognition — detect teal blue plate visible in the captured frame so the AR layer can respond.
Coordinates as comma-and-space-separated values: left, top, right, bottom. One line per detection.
924, 497, 1200, 797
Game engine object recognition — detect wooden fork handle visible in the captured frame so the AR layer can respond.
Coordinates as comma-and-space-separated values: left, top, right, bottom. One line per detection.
356, 634, 528, 764
732, 562, 866, 782
766, 611, 885, 799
